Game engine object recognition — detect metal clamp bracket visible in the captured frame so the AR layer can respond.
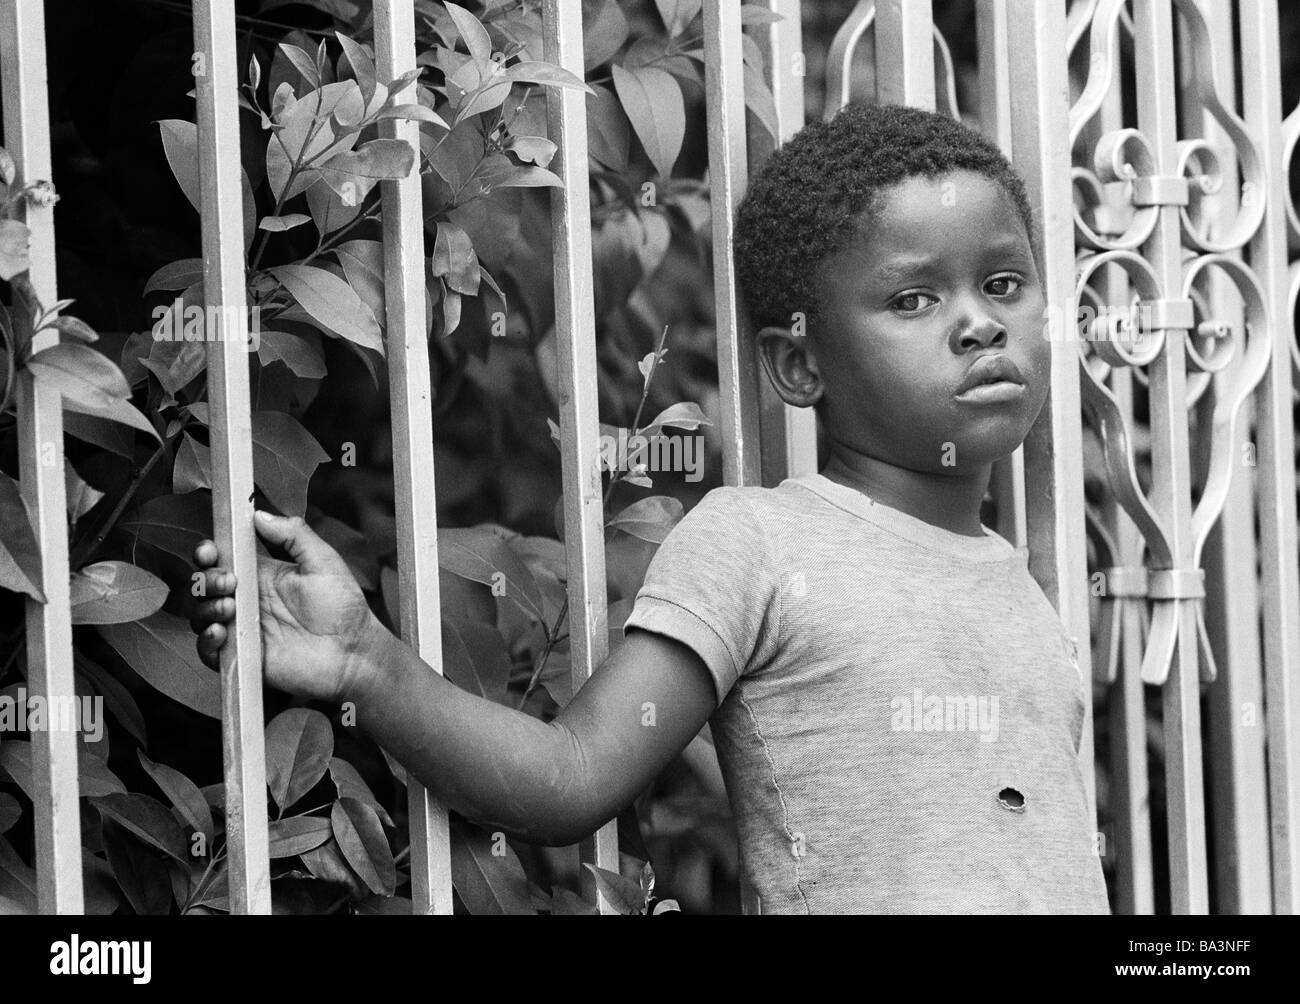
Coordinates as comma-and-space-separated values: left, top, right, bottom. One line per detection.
1131, 174, 1190, 206
1147, 567, 1206, 600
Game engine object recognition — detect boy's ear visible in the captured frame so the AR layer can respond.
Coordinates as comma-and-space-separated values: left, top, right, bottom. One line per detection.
757, 324, 824, 409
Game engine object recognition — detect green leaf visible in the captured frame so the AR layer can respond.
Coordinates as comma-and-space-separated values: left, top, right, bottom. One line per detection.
0, 834, 38, 912
65, 461, 104, 523
90, 792, 189, 865
641, 401, 712, 437
743, 59, 778, 142
277, 42, 320, 89
0, 219, 30, 281
137, 750, 214, 848
327, 757, 393, 828
172, 435, 212, 495
101, 817, 173, 915
355, 894, 414, 915
505, 135, 556, 167
450, 820, 534, 914
611, 64, 684, 180
143, 258, 204, 296
257, 329, 326, 379
444, 2, 493, 64
26, 343, 158, 441
98, 611, 222, 719
333, 240, 385, 320
185, 406, 331, 516
268, 816, 333, 859
69, 561, 169, 625
265, 708, 334, 812
607, 496, 684, 544
258, 213, 313, 232
431, 222, 480, 296
584, 862, 646, 914
320, 138, 415, 189
437, 526, 545, 623
495, 165, 564, 189
0, 741, 126, 801
550, 884, 598, 914
583, 0, 630, 71
653, 0, 703, 36
335, 32, 377, 105
76, 651, 148, 747
375, 103, 448, 129
268, 264, 384, 355
504, 61, 593, 93
331, 798, 395, 896
47, 315, 99, 344
300, 838, 368, 899
442, 615, 511, 705
0, 470, 45, 601
0, 794, 20, 835
25, 342, 128, 406
119, 492, 212, 565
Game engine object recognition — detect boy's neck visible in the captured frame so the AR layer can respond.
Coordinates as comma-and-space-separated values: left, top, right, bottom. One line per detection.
819, 446, 991, 537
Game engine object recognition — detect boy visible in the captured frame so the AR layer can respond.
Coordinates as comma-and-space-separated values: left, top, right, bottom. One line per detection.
191, 104, 1110, 914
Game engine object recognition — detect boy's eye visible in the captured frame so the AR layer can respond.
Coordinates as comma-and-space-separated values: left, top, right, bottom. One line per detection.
985, 274, 1023, 296
891, 291, 937, 313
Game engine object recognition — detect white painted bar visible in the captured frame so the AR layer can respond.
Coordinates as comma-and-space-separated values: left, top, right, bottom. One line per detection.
753, 0, 818, 486
1186, 0, 1270, 915
0, 0, 83, 915
373, 0, 454, 916
1240, 0, 1300, 914
542, 0, 619, 911
1133, 0, 1207, 914
874, 0, 934, 110
1005, 0, 1098, 816
975, 0, 1027, 550
192, 0, 271, 915
704, 0, 761, 487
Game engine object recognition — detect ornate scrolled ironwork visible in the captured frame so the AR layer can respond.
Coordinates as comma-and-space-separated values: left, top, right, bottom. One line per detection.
1068, 0, 1275, 691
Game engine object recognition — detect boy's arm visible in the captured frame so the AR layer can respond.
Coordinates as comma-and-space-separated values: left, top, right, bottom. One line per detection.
347, 623, 717, 847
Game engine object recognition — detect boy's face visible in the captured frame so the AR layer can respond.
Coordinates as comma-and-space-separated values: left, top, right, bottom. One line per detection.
810, 169, 1050, 473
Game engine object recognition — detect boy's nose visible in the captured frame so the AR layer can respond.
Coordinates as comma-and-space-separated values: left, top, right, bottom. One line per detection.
952, 315, 1008, 353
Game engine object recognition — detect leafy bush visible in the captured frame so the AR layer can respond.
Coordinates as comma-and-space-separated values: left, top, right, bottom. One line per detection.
0, 0, 781, 914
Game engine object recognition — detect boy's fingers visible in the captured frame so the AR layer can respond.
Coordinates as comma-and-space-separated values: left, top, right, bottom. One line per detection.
190, 597, 236, 634
193, 539, 220, 568
196, 623, 226, 669
196, 568, 237, 598
252, 510, 334, 573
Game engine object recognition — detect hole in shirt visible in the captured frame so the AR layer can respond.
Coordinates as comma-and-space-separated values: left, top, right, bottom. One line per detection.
997, 787, 1026, 812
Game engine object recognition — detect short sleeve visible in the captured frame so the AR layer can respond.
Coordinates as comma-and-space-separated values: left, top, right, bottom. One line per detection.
621, 487, 778, 707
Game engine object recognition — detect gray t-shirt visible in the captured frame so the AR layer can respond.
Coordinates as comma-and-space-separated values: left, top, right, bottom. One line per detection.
622, 473, 1110, 915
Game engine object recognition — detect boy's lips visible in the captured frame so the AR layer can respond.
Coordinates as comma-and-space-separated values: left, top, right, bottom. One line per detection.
954, 353, 1026, 403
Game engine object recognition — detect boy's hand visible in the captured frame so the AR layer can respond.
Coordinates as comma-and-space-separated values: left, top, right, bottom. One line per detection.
190, 511, 384, 703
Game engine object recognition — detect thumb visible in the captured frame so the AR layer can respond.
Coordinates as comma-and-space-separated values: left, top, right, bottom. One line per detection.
253, 511, 335, 574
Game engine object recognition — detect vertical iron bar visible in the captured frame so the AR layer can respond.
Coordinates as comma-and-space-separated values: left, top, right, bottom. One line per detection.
192, 0, 271, 915
1186, 0, 1270, 915
542, 0, 619, 911
0, 0, 82, 915
976, 0, 1028, 550
752, 0, 817, 486
1005, 0, 1099, 817
705, 0, 761, 487
1240, 0, 1300, 914
874, 0, 934, 110
1133, 0, 1208, 914
373, 0, 454, 916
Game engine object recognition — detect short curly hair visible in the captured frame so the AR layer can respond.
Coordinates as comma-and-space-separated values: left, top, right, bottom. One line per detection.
733, 103, 1036, 337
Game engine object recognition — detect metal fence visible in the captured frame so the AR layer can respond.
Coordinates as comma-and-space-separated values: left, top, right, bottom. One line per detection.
1, 0, 1297, 915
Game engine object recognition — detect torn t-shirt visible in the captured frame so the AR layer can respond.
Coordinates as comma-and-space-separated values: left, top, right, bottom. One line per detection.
622, 473, 1110, 915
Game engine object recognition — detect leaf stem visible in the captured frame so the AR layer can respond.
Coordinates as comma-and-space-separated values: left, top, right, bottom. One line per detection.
70, 439, 170, 570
